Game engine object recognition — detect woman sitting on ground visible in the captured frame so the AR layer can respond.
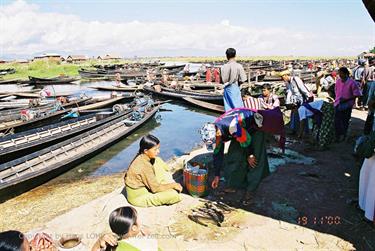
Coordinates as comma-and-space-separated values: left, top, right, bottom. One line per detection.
124, 134, 182, 207
92, 206, 159, 251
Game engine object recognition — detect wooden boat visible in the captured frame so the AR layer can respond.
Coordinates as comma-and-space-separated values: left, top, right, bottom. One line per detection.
0, 79, 22, 85
182, 97, 224, 113
190, 83, 223, 90
90, 85, 142, 92
78, 96, 132, 111
161, 86, 222, 97
143, 85, 223, 102
0, 94, 12, 99
78, 69, 147, 80
0, 68, 16, 75
0, 98, 150, 163
0, 99, 54, 110
168, 81, 222, 91
159, 64, 186, 70
263, 75, 282, 82
0, 97, 91, 123
28, 76, 79, 85
11, 91, 75, 99
0, 102, 160, 199
0, 96, 130, 134
0, 89, 41, 95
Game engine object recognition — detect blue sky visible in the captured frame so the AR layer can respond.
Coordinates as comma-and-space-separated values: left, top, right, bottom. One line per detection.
0, 0, 374, 58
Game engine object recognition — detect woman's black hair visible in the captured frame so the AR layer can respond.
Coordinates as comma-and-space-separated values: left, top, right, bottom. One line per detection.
225, 48, 236, 60
138, 134, 160, 155
338, 67, 350, 77
128, 135, 160, 167
109, 207, 138, 237
240, 87, 250, 97
0, 230, 26, 251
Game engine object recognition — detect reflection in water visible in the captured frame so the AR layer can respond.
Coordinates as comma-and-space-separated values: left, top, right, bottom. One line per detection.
1, 81, 218, 185
65, 103, 217, 178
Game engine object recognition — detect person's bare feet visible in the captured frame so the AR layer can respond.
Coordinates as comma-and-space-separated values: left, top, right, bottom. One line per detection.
223, 187, 236, 193
242, 191, 254, 206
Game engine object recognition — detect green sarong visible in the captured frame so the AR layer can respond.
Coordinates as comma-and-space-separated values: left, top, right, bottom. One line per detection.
312, 101, 335, 148
116, 240, 141, 251
224, 131, 269, 192
126, 157, 181, 207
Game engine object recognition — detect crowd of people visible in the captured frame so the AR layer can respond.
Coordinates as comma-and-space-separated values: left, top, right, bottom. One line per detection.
1, 49, 374, 250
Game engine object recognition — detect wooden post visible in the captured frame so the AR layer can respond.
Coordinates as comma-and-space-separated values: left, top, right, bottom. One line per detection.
247, 66, 251, 84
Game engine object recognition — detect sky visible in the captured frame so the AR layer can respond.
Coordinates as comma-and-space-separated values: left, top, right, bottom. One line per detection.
0, 0, 374, 59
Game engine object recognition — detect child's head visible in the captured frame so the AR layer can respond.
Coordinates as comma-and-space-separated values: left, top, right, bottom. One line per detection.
109, 207, 139, 239
262, 84, 271, 97
0, 230, 30, 251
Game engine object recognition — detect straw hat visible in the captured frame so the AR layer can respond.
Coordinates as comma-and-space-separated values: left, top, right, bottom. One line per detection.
278, 70, 290, 77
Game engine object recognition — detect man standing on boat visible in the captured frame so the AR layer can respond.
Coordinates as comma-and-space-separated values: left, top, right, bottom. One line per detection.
221, 48, 247, 111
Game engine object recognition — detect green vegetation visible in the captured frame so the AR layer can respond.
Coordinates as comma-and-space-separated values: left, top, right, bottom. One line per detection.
156, 55, 355, 63
0, 59, 130, 80
370, 47, 375, 54
0, 56, 355, 80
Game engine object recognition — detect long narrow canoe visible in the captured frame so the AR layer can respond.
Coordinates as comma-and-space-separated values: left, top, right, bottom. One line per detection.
0, 89, 42, 95
0, 97, 91, 123
10, 92, 75, 99
28, 76, 79, 85
0, 96, 129, 133
78, 96, 131, 111
182, 97, 224, 113
159, 64, 186, 70
90, 85, 142, 92
0, 99, 149, 163
0, 79, 22, 85
143, 85, 223, 102
0, 100, 54, 110
0, 103, 160, 199
161, 86, 223, 98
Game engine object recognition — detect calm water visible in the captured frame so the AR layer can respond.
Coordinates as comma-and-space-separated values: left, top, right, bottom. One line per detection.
1, 81, 218, 180
77, 102, 217, 177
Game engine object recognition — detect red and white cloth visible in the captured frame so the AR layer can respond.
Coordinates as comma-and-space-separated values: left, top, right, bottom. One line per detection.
243, 96, 265, 110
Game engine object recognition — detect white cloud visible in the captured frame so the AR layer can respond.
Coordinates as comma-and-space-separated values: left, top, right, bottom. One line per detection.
0, 0, 373, 58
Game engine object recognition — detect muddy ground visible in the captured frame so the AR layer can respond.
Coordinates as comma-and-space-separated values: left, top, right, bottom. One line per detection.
201, 109, 375, 250
1, 109, 374, 250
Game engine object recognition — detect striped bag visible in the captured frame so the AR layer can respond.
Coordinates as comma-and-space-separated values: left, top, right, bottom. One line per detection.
243, 96, 265, 110
183, 166, 208, 198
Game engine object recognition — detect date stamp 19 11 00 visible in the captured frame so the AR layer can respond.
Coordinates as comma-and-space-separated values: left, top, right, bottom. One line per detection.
297, 216, 341, 226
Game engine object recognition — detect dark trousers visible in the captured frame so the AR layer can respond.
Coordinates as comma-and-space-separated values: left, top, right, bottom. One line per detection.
364, 112, 374, 135
358, 84, 367, 107
366, 81, 375, 106
334, 106, 352, 138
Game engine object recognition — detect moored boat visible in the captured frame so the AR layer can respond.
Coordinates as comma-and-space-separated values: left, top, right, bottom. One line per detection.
0, 97, 150, 163
143, 85, 223, 102
28, 76, 79, 85
182, 97, 224, 113
0, 99, 160, 200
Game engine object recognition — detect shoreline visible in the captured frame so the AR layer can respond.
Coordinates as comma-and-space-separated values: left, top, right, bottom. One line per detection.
1, 110, 374, 250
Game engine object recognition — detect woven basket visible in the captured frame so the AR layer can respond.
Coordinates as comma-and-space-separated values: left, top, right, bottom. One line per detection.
183, 166, 208, 198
